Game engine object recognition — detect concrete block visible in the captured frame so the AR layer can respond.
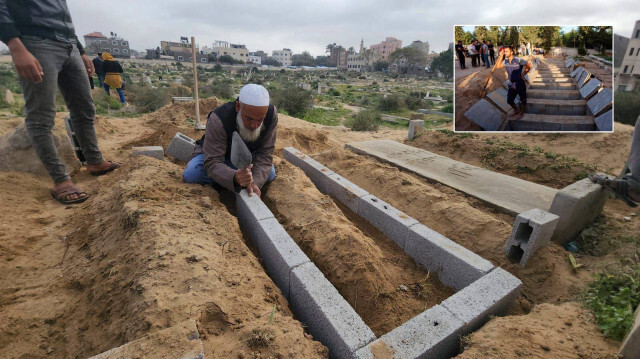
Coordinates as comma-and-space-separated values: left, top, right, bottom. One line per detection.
404, 223, 494, 290
407, 119, 424, 140
595, 109, 613, 132
464, 99, 504, 131
251, 217, 310, 298
356, 194, 418, 248
577, 70, 591, 88
166, 132, 196, 161
355, 305, 465, 359
504, 209, 559, 267
441, 267, 522, 333
283, 147, 336, 193
325, 173, 369, 214
132, 146, 164, 160
619, 304, 640, 359
587, 88, 612, 116
570, 66, 583, 78
236, 189, 275, 224
88, 319, 204, 359
579, 78, 602, 99
549, 178, 607, 245
290, 262, 376, 359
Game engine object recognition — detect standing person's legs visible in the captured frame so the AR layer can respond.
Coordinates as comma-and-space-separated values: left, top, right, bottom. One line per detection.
57, 45, 104, 166
19, 37, 70, 184
116, 88, 126, 104
97, 74, 105, 87
490, 53, 495, 65
458, 54, 465, 69
517, 82, 527, 115
104, 83, 110, 95
484, 54, 490, 68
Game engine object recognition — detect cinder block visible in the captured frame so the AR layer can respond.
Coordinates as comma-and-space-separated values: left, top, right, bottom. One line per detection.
132, 146, 164, 160
355, 305, 465, 359
236, 189, 275, 229
356, 194, 418, 248
283, 147, 336, 193
290, 262, 376, 359
441, 268, 522, 333
408, 119, 425, 140
504, 209, 559, 267
619, 304, 640, 359
249, 218, 310, 299
166, 132, 196, 161
404, 223, 494, 290
325, 173, 369, 214
549, 178, 607, 245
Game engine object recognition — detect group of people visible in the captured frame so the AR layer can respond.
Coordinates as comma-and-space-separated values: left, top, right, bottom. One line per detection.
455, 40, 495, 69
91, 52, 127, 105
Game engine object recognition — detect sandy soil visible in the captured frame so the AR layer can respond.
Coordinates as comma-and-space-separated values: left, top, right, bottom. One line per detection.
1, 96, 635, 358
454, 66, 507, 131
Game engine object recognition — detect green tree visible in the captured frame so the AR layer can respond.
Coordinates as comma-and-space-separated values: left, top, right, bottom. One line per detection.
540, 26, 560, 52
474, 26, 489, 42
431, 48, 453, 81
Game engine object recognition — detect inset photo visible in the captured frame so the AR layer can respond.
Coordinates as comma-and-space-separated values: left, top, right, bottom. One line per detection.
454, 26, 613, 132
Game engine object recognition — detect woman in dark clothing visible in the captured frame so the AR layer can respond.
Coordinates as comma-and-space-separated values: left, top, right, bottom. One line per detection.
101, 52, 127, 104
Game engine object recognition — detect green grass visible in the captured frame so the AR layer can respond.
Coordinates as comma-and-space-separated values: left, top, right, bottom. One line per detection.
302, 107, 351, 126
584, 263, 640, 340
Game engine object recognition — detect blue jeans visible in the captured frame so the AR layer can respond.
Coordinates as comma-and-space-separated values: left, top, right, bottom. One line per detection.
483, 54, 490, 68
104, 84, 126, 104
183, 153, 276, 186
97, 74, 105, 88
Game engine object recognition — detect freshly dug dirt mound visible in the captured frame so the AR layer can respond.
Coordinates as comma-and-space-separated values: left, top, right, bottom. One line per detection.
457, 302, 618, 358
455, 67, 507, 131
0, 120, 81, 177
263, 158, 455, 336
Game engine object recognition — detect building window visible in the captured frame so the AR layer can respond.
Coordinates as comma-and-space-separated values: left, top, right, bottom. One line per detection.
624, 65, 629, 73
201, 58, 206, 63
631, 48, 635, 56
637, 48, 640, 56
636, 29, 640, 38
112, 40, 118, 45
103, 48, 111, 53
113, 48, 119, 53
632, 66, 636, 73
121, 41, 127, 46
123, 49, 128, 53
190, 57, 193, 61
178, 56, 184, 61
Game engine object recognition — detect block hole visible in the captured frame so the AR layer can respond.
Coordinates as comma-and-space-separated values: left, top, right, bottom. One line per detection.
514, 222, 533, 244
383, 205, 388, 210
506, 245, 524, 264
433, 321, 439, 326
371, 198, 378, 203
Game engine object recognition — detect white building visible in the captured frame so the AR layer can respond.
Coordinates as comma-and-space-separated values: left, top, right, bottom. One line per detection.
347, 53, 366, 71
248, 55, 262, 65
210, 40, 249, 62
272, 48, 292, 66
617, 20, 640, 91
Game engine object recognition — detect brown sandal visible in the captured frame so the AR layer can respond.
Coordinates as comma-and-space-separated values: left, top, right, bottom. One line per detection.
89, 161, 122, 176
50, 185, 90, 205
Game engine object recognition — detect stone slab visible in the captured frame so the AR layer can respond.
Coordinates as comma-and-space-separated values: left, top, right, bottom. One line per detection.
88, 320, 204, 359
587, 88, 612, 116
619, 304, 640, 359
290, 262, 376, 359
570, 66, 584, 78
441, 268, 522, 333
408, 119, 424, 140
357, 194, 419, 248
464, 98, 504, 131
579, 78, 602, 99
325, 173, 369, 214
166, 132, 196, 161
577, 70, 591, 88
549, 178, 607, 245
132, 146, 164, 160
345, 141, 557, 216
504, 209, 559, 267
595, 109, 613, 132
405, 223, 494, 290
355, 305, 465, 359
486, 88, 518, 113
283, 147, 336, 193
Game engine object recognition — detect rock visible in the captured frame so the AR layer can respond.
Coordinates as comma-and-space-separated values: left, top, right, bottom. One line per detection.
624, 216, 631, 222
5, 89, 15, 105
398, 284, 409, 292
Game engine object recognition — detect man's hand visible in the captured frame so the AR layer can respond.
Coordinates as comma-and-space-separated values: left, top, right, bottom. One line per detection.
81, 54, 95, 77
234, 164, 253, 187
8, 38, 43, 83
247, 182, 261, 197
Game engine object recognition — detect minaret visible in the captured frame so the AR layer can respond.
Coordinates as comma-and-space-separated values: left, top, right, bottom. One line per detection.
360, 38, 364, 54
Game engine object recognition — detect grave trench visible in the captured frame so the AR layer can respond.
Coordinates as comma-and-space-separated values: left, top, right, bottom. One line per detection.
260, 158, 455, 336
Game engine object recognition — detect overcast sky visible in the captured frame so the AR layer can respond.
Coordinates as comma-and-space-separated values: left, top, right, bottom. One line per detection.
60, 0, 640, 56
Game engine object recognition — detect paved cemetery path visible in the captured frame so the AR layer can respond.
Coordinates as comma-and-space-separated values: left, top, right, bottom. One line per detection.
345, 140, 558, 215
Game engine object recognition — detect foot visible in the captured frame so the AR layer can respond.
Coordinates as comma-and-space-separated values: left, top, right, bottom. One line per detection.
52, 180, 88, 202
87, 160, 122, 176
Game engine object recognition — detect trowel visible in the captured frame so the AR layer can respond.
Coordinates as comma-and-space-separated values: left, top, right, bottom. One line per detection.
230, 131, 252, 170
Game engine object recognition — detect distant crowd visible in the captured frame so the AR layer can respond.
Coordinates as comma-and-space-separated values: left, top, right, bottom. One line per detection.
454, 40, 544, 70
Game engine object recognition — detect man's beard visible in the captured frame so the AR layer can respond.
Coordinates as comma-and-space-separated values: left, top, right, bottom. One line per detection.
236, 111, 263, 142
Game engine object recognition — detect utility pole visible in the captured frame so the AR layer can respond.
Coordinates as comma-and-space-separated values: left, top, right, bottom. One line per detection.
191, 36, 205, 130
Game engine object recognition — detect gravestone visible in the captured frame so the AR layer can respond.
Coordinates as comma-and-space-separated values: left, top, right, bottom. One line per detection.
407, 120, 425, 140
577, 71, 590, 88
464, 99, 504, 131
570, 67, 583, 78
586, 88, 612, 116
487, 88, 518, 113
579, 78, 602, 99
4, 89, 14, 105
594, 109, 612, 132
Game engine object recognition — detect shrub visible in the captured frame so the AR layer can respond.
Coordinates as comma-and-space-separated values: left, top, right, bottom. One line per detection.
404, 96, 424, 110
203, 82, 233, 100
328, 88, 341, 96
377, 95, 404, 112
93, 91, 124, 114
614, 90, 640, 126
442, 104, 454, 113
270, 84, 313, 118
350, 110, 380, 131
578, 46, 587, 56
126, 84, 169, 113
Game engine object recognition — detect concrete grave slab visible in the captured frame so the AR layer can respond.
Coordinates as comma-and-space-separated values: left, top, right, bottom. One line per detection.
132, 146, 164, 160
407, 119, 424, 140
504, 209, 559, 267
441, 268, 522, 333
579, 78, 602, 99
487, 88, 517, 113
88, 320, 204, 359
464, 98, 504, 131
549, 178, 607, 245
587, 88, 612, 116
570, 66, 584, 78
355, 305, 465, 359
166, 132, 196, 161
577, 70, 591, 88
595, 109, 613, 132
345, 140, 557, 216
283, 147, 336, 193
290, 262, 376, 359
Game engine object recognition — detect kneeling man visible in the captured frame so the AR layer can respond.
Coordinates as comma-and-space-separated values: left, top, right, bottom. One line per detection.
183, 84, 277, 197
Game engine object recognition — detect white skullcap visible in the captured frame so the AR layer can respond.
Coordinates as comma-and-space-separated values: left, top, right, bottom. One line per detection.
239, 84, 269, 107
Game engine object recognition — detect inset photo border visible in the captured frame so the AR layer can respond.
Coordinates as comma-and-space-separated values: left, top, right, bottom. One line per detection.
453, 25, 613, 132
